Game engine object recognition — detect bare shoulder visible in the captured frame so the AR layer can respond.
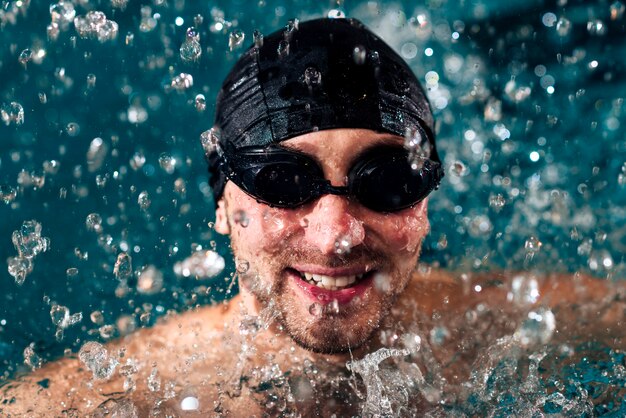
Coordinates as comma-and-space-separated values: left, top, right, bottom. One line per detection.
0, 298, 240, 416
402, 266, 625, 341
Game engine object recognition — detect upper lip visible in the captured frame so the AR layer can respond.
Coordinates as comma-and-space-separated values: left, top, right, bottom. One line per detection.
290, 264, 374, 277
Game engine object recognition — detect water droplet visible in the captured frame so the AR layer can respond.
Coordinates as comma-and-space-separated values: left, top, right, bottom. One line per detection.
253, 29, 264, 47
556, 17, 571, 36
181, 396, 199, 411
173, 250, 225, 279
90, 310, 104, 325
138, 191, 151, 210
303, 67, 322, 88
0, 184, 17, 204
7, 256, 32, 285
484, 97, 502, 121
130, 151, 146, 170
86, 137, 108, 172
524, 236, 542, 253
180, 39, 202, 62
353, 45, 366, 64
50, 1, 76, 25
1, 102, 25, 125
111, 0, 128, 10
235, 259, 250, 274
611, 1, 625, 20
327, 299, 340, 314
488, 193, 506, 211
277, 40, 289, 59
515, 308, 556, 346
451, 161, 468, 176
23, 344, 42, 370
170, 73, 193, 92
18, 49, 32, 66
228, 29, 245, 51
137, 266, 163, 295
158, 153, 176, 174
200, 127, 221, 155
195, 94, 206, 112
334, 235, 352, 255
509, 274, 540, 304
587, 19, 607, 36
327, 8, 346, 18
233, 209, 249, 227
308, 303, 322, 316
79, 341, 118, 380
114, 252, 133, 281
148, 367, 161, 392
85, 213, 103, 232
66, 267, 78, 278
373, 272, 391, 292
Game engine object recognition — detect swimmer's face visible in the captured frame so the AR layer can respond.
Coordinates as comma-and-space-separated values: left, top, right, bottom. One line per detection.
215, 128, 430, 353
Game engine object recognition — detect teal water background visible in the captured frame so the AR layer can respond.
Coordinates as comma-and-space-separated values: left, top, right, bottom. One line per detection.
1, 0, 625, 407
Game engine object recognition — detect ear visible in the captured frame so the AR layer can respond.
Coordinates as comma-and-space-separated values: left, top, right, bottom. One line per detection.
214, 198, 230, 235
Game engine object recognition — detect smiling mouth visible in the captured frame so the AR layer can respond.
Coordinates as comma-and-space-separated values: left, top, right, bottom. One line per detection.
289, 269, 375, 291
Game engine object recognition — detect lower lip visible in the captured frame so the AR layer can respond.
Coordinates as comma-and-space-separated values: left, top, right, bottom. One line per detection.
288, 270, 374, 306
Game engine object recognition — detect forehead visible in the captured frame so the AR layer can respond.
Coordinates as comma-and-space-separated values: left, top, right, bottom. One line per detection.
280, 128, 404, 161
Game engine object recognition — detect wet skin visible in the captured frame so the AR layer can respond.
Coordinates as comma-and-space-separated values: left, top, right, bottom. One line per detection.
214, 129, 430, 354
1, 130, 624, 416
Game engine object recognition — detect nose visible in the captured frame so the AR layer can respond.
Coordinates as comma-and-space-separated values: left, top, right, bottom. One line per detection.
302, 194, 365, 255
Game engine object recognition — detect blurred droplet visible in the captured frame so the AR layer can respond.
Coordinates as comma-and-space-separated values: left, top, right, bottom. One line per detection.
137, 266, 163, 295
451, 161, 468, 177
138, 191, 151, 210
556, 17, 571, 36
180, 37, 202, 63
86, 137, 108, 172
66, 267, 79, 278
1, 102, 25, 126
66, 122, 80, 136
587, 19, 607, 36
200, 127, 221, 155
181, 396, 199, 411
170, 73, 193, 92
50, 1, 76, 25
610, 1, 625, 20
515, 308, 556, 346
158, 153, 176, 174
0, 184, 17, 204
489, 193, 506, 211
173, 250, 225, 279
353, 45, 366, 64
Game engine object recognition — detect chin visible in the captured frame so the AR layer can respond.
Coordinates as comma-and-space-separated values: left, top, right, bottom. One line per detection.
278, 297, 388, 355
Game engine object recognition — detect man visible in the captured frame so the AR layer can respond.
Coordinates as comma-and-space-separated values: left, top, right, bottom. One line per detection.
2, 18, 624, 417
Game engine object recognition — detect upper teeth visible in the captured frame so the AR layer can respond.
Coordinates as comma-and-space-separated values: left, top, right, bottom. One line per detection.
301, 272, 366, 290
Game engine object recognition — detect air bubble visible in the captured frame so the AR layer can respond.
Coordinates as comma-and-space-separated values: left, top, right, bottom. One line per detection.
18, 49, 32, 67
334, 235, 352, 255
489, 193, 506, 211
587, 19, 607, 36
23, 344, 42, 370
86, 213, 103, 232
79, 341, 118, 380
50, 1, 76, 25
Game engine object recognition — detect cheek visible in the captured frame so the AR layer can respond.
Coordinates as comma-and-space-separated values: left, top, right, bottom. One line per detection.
367, 201, 429, 253
226, 191, 300, 256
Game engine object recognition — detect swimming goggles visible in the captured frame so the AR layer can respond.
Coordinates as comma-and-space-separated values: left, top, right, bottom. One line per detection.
218, 145, 444, 212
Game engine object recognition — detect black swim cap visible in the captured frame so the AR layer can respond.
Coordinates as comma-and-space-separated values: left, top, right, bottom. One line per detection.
208, 17, 438, 203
